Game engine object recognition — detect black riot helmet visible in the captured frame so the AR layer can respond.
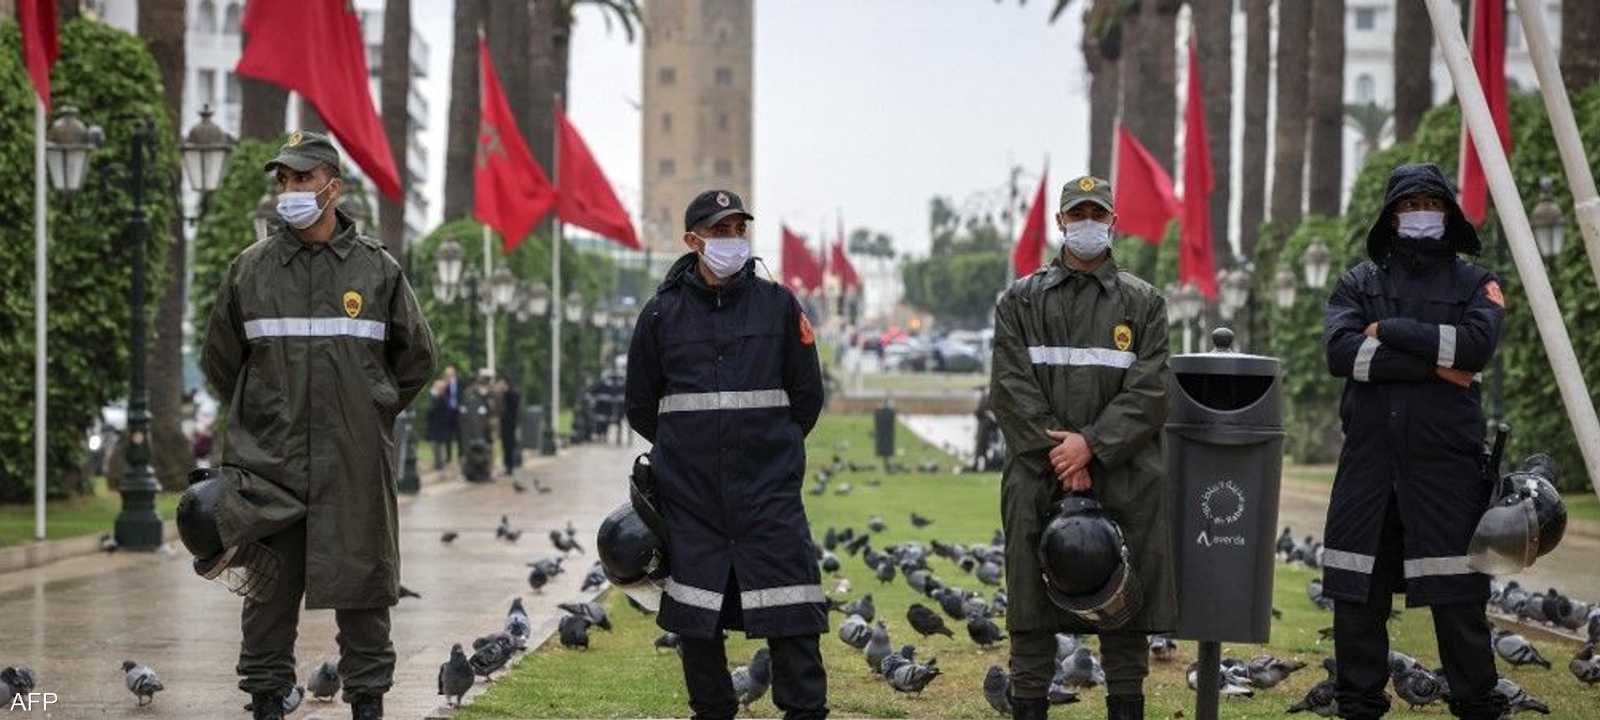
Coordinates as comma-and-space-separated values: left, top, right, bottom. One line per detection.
596, 455, 670, 609
1468, 454, 1567, 574
1037, 487, 1143, 629
175, 468, 283, 602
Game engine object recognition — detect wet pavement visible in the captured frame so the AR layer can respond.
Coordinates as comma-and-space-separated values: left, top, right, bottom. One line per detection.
0, 441, 636, 719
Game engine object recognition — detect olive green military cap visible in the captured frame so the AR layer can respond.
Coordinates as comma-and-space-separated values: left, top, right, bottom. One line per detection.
1059, 175, 1114, 211
263, 130, 342, 173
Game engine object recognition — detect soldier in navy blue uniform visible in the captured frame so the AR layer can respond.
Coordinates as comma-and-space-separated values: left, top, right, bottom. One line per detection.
625, 190, 828, 720
1322, 164, 1507, 720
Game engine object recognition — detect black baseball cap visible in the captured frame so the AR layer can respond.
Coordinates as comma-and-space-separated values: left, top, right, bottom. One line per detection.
684, 190, 754, 232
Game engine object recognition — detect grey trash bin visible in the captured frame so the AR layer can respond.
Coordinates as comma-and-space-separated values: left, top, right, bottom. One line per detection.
522, 404, 545, 451
1164, 328, 1284, 644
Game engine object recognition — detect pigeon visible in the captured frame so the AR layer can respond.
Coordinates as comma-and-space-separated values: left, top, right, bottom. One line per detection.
1148, 634, 1178, 661
1316, 625, 1335, 642
841, 593, 876, 623
730, 647, 773, 709
1499, 581, 1530, 615
833, 482, 853, 496
244, 686, 305, 715
512, 477, 528, 493
121, 660, 163, 706
438, 644, 474, 707
1493, 628, 1552, 669
1287, 676, 1339, 715
838, 614, 873, 650
1558, 599, 1593, 632
469, 632, 515, 679
1, 666, 35, 703
527, 565, 551, 593
1393, 667, 1446, 709
983, 665, 1012, 716
1055, 633, 1083, 662
991, 590, 1008, 616
1307, 578, 1334, 610
1494, 676, 1550, 715
1046, 664, 1081, 706
976, 561, 1003, 586
581, 564, 608, 592
910, 512, 933, 528
398, 584, 421, 600
822, 526, 839, 550
1588, 609, 1600, 645
808, 480, 827, 496
883, 655, 941, 694
906, 568, 934, 596
1060, 647, 1105, 689
1570, 643, 1600, 685
867, 515, 887, 533
875, 560, 897, 585
861, 546, 885, 571
100, 533, 118, 553
654, 631, 682, 653
845, 533, 871, 556
558, 614, 591, 650
1387, 650, 1424, 677
1247, 654, 1307, 688
549, 528, 585, 554
505, 598, 532, 650
559, 600, 612, 631
306, 657, 340, 701
907, 603, 954, 638
495, 515, 515, 540
1276, 526, 1296, 558
865, 621, 894, 674
1518, 593, 1548, 624
967, 614, 1007, 648
935, 588, 968, 620
1186, 661, 1254, 697
820, 551, 841, 574
440, 531, 458, 544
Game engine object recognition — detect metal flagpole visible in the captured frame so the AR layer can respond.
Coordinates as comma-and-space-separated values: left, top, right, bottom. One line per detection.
34, 96, 47, 541
1514, 1, 1600, 289
550, 93, 563, 453
483, 224, 496, 376
1426, 0, 1600, 499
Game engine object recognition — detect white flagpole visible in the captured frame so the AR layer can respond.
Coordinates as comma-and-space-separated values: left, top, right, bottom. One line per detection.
34, 96, 48, 541
483, 224, 496, 376
550, 93, 563, 453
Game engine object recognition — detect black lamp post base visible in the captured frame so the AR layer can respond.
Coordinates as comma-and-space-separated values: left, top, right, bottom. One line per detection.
114, 504, 164, 551
396, 410, 421, 494
539, 426, 557, 456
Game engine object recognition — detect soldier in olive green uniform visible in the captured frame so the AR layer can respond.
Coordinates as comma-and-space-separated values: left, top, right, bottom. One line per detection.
202, 132, 438, 720
989, 176, 1176, 720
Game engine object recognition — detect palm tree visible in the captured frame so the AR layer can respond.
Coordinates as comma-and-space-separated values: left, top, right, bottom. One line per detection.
1392, 0, 1432, 142
1121, 0, 1182, 171
442, 0, 481, 221
137, 0, 191, 491
1343, 101, 1392, 167
533, 0, 643, 171
1562, 0, 1600, 91
1268, 0, 1311, 227
1238, 0, 1270, 257
1082, 0, 1123, 179
379, 0, 411, 260
1307, 0, 1344, 217
239, 2, 288, 140
1194, 0, 1235, 267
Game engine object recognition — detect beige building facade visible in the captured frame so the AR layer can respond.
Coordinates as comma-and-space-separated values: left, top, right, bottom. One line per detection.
641, 0, 754, 257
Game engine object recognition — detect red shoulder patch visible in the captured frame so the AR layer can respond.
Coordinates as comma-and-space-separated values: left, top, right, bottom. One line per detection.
799, 313, 815, 346
1485, 280, 1506, 308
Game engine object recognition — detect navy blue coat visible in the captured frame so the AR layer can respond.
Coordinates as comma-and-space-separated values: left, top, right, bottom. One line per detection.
1322, 164, 1505, 607
625, 253, 826, 639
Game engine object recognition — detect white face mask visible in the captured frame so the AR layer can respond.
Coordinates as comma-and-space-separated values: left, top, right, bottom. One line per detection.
276, 179, 336, 230
697, 235, 751, 279
1062, 220, 1112, 261
1396, 210, 1447, 240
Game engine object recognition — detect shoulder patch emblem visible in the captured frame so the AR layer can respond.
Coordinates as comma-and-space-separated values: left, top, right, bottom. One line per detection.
799, 313, 815, 346
343, 290, 363, 319
1485, 280, 1505, 308
1113, 323, 1134, 352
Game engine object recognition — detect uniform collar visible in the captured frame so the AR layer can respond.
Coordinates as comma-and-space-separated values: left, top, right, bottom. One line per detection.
1042, 251, 1119, 294
274, 208, 359, 265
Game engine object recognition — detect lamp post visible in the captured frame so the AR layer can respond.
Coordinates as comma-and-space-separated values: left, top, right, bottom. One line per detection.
1273, 269, 1298, 310
521, 280, 557, 456
1302, 237, 1333, 290
1170, 283, 1204, 353
433, 237, 485, 370
252, 189, 277, 244
1531, 176, 1566, 259
180, 105, 233, 217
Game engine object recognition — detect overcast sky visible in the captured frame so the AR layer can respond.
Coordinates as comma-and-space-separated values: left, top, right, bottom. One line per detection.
412, 1, 1089, 261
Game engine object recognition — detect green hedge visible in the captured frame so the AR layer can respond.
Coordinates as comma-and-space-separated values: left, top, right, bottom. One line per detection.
0, 19, 180, 501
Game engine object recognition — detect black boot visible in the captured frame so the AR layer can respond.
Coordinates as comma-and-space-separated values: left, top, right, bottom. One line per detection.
1106, 694, 1144, 720
250, 692, 284, 720
1010, 694, 1049, 720
351, 694, 384, 720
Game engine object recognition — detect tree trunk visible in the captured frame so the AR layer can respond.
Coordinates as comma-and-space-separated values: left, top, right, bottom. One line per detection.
1269, 0, 1311, 227
238, 5, 289, 142
486, 0, 533, 146
527, 0, 561, 175
1307, 0, 1344, 217
443, 0, 482, 221
1122, 0, 1180, 171
57, 0, 78, 22
1239, 0, 1270, 258
299, 100, 327, 133
1392, 0, 1432, 141
1194, 0, 1235, 266
1561, 0, 1600, 92
380, 0, 412, 262
138, 0, 191, 492
1082, 0, 1122, 179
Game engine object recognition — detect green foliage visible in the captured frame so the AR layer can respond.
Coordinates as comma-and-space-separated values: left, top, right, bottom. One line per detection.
0, 19, 180, 501
901, 251, 1008, 328
1266, 216, 1349, 463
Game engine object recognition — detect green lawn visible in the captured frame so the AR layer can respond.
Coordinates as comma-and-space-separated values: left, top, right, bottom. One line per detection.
858, 372, 989, 395
1283, 462, 1600, 526
462, 414, 1594, 718
0, 478, 180, 548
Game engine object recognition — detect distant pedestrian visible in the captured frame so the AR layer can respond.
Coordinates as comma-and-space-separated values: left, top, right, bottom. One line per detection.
426, 379, 452, 470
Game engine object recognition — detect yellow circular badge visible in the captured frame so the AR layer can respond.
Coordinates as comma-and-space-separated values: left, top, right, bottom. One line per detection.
287, 130, 304, 147
1079, 177, 1097, 192
1113, 323, 1133, 352
343, 291, 363, 319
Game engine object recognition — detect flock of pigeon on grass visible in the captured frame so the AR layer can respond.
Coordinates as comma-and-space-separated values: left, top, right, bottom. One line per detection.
1277, 526, 1600, 716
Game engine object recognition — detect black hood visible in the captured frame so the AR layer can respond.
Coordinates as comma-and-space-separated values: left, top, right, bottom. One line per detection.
1365, 163, 1481, 262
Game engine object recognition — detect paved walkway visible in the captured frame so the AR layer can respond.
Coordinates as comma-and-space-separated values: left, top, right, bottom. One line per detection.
0, 441, 636, 719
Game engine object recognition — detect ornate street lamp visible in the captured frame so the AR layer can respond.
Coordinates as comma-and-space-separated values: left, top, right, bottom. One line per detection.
490, 265, 517, 311
1302, 238, 1333, 290
252, 190, 276, 244
45, 105, 99, 194
527, 280, 551, 318
180, 104, 233, 194
1530, 176, 1566, 259
564, 292, 583, 324
434, 237, 464, 301
1274, 269, 1298, 310
1219, 267, 1251, 320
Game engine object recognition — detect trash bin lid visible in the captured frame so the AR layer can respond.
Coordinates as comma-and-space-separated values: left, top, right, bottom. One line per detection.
1170, 327, 1279, 377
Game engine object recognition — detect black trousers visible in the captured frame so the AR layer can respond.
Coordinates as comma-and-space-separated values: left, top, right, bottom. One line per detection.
1332, 495, 1505, 719
1010, 629, 1148, 698
236, 520, 395, 703
501, 427, 519, 474
677, 571, 828, 720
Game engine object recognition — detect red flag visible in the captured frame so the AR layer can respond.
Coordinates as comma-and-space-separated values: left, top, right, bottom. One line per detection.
18, 0, 59, 106
556, 107, 640, 249
830, 241, 861, 291
473, 37, 555, 252
1459, 0, 1509, 225
781, 226, 824, 293
237, 0, 401, 202
1012, 171, 1050, 277
1113, 125, 1181, 245
1180, 40, 1218, 300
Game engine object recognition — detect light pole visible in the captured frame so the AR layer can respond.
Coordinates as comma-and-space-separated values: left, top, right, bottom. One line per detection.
1169, 283, 1204, 353
1273, 269, 1298, 311
1530, 176, 1566, 259
180, 104, 233, 218
252, 189, 277, 244
1301, 237, 1333, 291
433, 237, 485, 371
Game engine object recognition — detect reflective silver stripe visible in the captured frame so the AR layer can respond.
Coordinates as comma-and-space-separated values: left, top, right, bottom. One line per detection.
1352, 337, 1380, 382
741, 584, 826, 609
664, 578, 724, 611
1322, 548, 1376, 574
658, 389, 791, 414
1027, 346, 1137, 369
243, 317, 387, 341
1438, 325, 1458, 368
1404, 556, 1475, 578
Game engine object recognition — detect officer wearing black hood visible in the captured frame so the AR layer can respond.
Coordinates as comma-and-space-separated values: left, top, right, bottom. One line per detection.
1322, 163, 1507, 719
625, 190, 828, 720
